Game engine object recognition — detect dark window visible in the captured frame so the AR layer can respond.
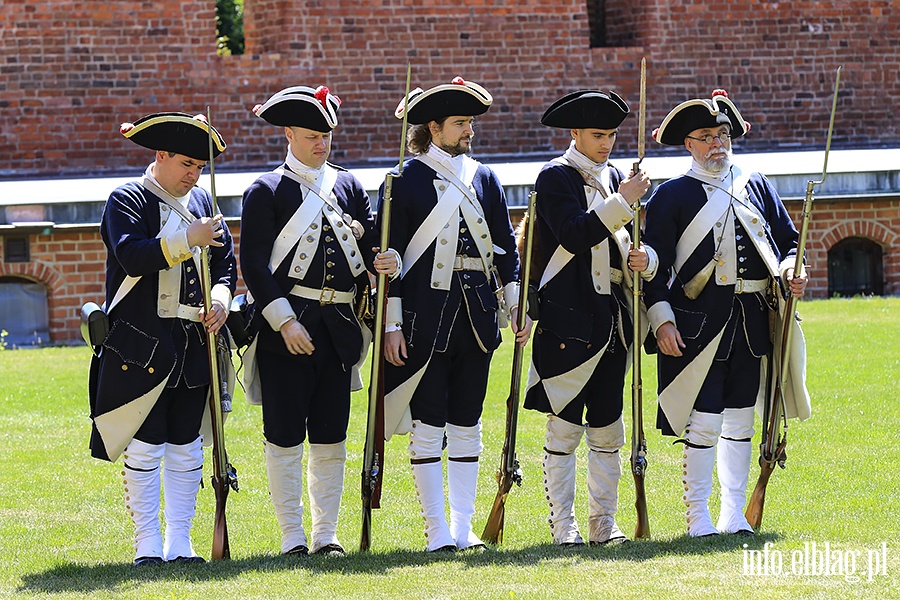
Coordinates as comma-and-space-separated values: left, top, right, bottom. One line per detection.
587, 0, 607, 48
827, 237, 884, 297
3, 236, 29, 263
0, 276, 50, 347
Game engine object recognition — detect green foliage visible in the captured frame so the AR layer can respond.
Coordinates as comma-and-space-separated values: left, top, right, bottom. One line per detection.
0, 298, 898, 599
215, 0, 244, 56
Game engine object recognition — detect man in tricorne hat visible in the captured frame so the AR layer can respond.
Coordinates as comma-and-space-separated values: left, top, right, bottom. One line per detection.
379, 77, 531, 552
642, 90, 809, 537
89, 112, 237, 565
522, 90, 652, 546
240, 85, 399, 556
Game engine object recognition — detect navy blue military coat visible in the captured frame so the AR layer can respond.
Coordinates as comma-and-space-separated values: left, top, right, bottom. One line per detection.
642, 170, 799, 434
523, 161, 632, 414
240, 167, 381, 369
380, 157, 519, 358
89, 181, 237, 461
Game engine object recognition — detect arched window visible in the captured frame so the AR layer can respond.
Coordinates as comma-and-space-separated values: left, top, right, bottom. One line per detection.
0, 276, 50, 347
827, 237, 884, 297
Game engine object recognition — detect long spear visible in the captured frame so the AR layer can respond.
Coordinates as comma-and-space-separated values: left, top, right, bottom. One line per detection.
630, 57, 650, 540
745, 66, 841, 528
360, 63, 411, 552
204, 107, 239, 560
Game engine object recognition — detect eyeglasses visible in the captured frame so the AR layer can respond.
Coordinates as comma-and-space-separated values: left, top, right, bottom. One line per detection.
686, 132, 732, 145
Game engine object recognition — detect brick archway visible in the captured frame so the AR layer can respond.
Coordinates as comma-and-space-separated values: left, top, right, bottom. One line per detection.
820, 220, 897, 251
0, 261, 69, 343
0, 261, 65, 293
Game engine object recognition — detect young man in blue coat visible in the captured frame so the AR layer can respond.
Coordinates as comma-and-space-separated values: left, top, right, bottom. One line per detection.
380, 77, 531, 552
522, 91, 653, 546
89, 113, 236, 565
240, 86, 399, 556
642, 90, 808, 537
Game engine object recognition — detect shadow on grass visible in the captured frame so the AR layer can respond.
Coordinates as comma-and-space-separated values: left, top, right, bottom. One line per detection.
17, 532, 782, 594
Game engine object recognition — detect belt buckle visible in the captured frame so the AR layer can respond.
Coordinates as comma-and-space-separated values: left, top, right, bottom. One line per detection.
734, 278, 745, 294
319, 287, 337, 304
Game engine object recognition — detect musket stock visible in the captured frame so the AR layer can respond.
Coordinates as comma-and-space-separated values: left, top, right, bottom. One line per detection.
482, 191, 536, 545
361, 64, 411, 552
205, 107, 238, 560
745, 66, 840, 529
630, 56, 651, 540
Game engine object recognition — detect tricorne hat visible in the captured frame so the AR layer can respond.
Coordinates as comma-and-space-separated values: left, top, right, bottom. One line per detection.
252, 85, 342, 132
540, 90, 630, 130
653, 89, 750, 146
120, 112, 226, 161
395, 77, 492, 125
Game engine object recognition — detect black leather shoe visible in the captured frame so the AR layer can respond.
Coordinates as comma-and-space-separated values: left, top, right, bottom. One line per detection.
286, 544, 309, 556
312, 543, 345, 556
169, 556, 206, 564
590, 536, 630, 546
428, 544, 458, 553
134, 556, 164, 567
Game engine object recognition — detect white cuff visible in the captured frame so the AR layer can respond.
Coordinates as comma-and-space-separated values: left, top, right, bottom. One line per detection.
503, 281, 519, 314
779, 256, 797, 284
386, 297, 403, 329
262, 297, 296, 331
641, 244, 659, 281
593, 192, 634, 233
211, 284, 233, 310
386, 248, 403, 281
648, 301, 676, 335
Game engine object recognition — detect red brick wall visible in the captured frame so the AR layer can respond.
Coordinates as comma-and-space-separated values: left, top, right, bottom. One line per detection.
1, 202, 896, 344
2, 0, 897, 178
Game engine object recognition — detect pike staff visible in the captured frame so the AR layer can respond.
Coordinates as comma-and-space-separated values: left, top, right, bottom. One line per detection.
630, 57, 650, 540
481, 190, 536, 545
204, 106, 239, 560
745, 66, 841, 529
360, 63, 412, 552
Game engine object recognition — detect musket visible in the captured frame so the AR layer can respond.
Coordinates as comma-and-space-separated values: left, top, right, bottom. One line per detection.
630, 57, 651, 540
745, 66, 841, 529
360, 63, 411, 552
204, 107, 239, 560
481, 190, 536, 545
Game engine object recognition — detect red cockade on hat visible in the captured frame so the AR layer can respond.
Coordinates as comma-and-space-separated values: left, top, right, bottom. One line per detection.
315, 86, 341, 109
451, 77, 466, 86
712, 89, 728, 98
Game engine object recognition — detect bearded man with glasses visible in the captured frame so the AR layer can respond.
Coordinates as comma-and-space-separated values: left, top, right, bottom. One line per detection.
641, 90, 808, 538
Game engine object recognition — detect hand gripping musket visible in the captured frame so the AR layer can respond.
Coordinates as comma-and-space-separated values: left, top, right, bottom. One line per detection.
745, 67, 841, 529
629, 57, 651, 540
204, 107, 239, 560
360, 63, 412, 552
481, 190, 536, 545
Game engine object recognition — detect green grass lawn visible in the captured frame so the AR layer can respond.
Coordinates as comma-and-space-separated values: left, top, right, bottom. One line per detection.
1, 297, 898, 599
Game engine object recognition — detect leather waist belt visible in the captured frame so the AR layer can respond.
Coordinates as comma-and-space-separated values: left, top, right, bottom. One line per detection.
453, 255, 485, 272
733, 278, 769, 294
609, 268, 624, 284
290, 285, 355, 305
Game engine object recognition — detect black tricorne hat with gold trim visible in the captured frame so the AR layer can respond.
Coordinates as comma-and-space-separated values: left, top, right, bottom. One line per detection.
653, 89, 750, 146
540, 90, 630, 130
252, 85, 342, 133
395, 77, 492, 125
120, 112, 226, 161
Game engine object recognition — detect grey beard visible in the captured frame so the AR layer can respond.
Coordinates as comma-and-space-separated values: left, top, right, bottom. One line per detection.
702, 152, 732, 174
